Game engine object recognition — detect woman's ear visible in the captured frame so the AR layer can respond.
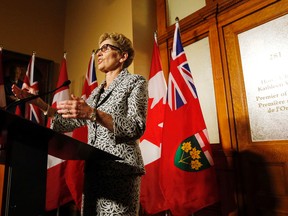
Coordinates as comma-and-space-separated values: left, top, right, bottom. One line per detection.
119, 52, 128, 63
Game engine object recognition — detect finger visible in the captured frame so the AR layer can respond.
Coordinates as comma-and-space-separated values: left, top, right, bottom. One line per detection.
56, 102, 66, 109
12, 84, 20, 94
57, 108, 66, 114
71, 94, 76, 100
57, 104, 71, 112
60, 109, 79, 118
58, 108, 71, 115
57, 100, 72, 108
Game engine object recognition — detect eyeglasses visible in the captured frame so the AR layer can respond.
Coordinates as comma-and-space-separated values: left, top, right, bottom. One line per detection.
95, 44, 122, 55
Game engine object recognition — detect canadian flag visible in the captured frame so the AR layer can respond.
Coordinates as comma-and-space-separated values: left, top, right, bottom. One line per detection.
139, 33, 167, 214
46, 53, 73, 210
65, 50, 98, 209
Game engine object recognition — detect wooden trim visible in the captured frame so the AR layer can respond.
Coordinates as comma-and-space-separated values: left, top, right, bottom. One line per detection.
156, 0, 168, 38
208, 18, 235, 154
217, 0, 280, 26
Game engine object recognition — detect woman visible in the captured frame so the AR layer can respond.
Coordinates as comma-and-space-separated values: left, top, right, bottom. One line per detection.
12, 32, 148, 215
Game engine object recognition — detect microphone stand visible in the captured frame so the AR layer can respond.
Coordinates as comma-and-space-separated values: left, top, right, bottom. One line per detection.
4, 80, 71, 111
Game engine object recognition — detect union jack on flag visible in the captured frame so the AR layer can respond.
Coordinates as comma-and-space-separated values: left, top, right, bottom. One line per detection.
167, 22, 198, 111
23, 52, 42, 124
82, 50, 97, 100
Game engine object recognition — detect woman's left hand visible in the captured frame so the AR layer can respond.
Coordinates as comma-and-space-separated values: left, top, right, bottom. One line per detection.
57, 94, 93, 119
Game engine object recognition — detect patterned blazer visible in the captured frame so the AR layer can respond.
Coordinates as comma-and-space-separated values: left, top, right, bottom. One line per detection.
51, 69, 148, 176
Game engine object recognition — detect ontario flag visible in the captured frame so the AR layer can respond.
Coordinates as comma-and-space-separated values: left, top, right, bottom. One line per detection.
0, 47, 6, 108
17, 52, 42, 124
46, 52, 73, 210
160, 21, 219, 215
66, 50, 98, 210
139, 33, 167, 214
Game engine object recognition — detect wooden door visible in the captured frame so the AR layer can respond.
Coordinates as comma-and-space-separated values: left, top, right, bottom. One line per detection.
223, 1, 288, 215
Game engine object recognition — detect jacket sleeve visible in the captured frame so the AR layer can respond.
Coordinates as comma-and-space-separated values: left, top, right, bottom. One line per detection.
51, 113, 85, 133
113, 75, 148, 144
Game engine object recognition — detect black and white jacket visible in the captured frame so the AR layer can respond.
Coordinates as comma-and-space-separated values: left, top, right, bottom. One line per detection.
51, 69, 148, 176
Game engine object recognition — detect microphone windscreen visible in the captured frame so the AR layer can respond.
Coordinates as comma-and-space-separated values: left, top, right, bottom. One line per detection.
63, 80, 71, 87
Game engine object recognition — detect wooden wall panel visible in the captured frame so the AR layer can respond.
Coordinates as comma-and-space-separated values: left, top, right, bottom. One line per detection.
155, 0, 288, 215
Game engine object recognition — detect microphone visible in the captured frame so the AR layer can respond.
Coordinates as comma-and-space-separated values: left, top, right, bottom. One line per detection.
5, 80, 71, 110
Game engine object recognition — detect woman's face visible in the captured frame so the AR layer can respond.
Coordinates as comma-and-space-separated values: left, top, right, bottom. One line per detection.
96, 39, 123, 73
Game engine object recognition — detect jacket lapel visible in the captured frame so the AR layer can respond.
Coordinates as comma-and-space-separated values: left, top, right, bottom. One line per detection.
96, 69, 128, 107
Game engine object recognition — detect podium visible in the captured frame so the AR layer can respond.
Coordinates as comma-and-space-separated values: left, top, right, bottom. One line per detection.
0, 110, 119, 216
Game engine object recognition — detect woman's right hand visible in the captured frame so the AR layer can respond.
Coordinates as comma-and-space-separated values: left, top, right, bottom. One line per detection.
11, 83, 56, 117
12, 83, 37, 102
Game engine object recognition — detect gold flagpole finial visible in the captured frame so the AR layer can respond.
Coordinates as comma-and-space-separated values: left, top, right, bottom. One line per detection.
175, 17, 179, 22
63, 51, 67, 58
